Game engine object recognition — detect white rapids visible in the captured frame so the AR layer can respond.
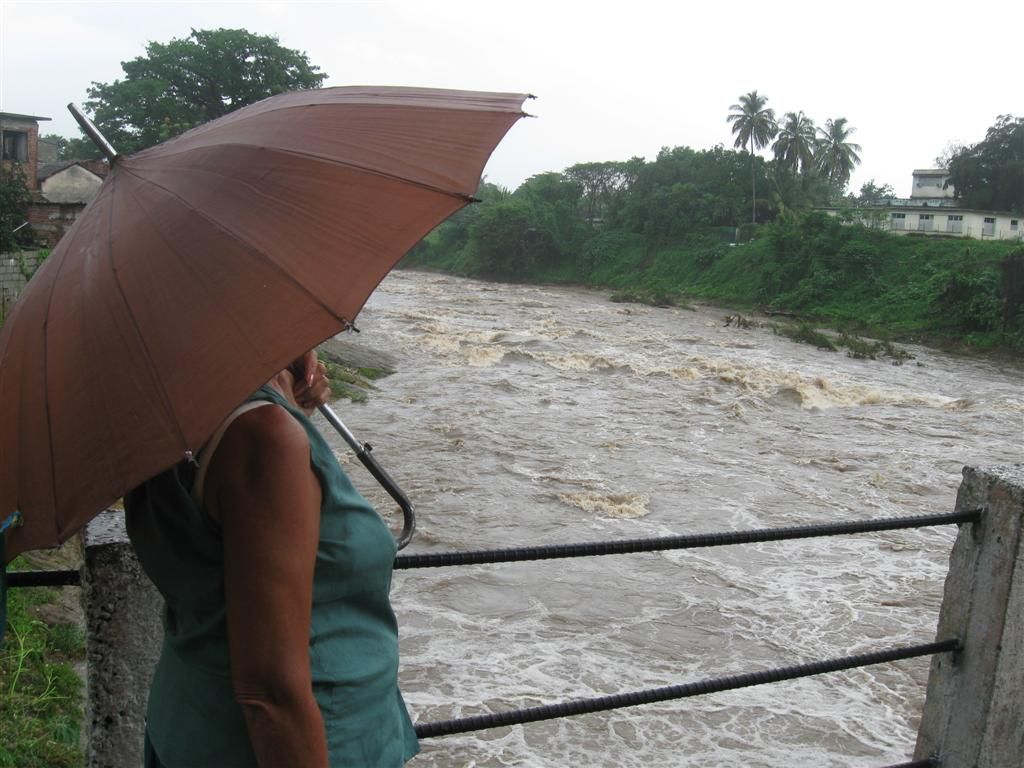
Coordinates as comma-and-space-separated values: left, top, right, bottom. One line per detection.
320, 270, 1022, 768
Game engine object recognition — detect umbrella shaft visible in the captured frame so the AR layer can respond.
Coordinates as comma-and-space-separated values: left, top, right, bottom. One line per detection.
318, 404, 362, 452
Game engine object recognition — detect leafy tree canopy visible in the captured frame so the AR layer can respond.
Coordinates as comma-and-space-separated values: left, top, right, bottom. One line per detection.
852, 179, 895, 205
815, 117, 862, 190
772, 111, 816, 175
39, 134, 74, 162
946, 115, 1024, 214
68, 28, 326, 156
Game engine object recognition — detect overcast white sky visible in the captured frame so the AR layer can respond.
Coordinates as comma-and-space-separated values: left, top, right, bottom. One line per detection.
2, 0, 1021, 197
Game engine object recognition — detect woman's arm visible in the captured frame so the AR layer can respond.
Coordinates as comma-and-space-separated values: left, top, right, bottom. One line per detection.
205, 403, 329, 768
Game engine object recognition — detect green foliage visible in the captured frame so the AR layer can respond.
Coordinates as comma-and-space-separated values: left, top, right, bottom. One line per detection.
947, 115, 1023, 214
774, 322, 837, 351
580, 231, 645, 285
727, 91, 777, 154
322, 361, 385, 403
837, 332, 915, 364
406, 137, 1019, 354
75, 28, 326, 155
0, 166, 33, 252
928, 268, 1002, 332
469, 199, 549, 280
815, 117, 862, 189
38, 135, 71, 162
852, 179, 895, 205
727, 90, 778, 223
772, 111, 817, 175
1, 564, 85, 768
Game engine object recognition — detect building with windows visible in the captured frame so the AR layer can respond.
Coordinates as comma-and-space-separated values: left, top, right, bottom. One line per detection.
1, 111, 108, 247
1, 111, 51, 190
825, 169, 1022, 242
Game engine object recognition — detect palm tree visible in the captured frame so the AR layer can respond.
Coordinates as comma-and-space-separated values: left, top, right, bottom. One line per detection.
816, 117, 862, 189
772, 111, 817, 175
727, 90, 777, 223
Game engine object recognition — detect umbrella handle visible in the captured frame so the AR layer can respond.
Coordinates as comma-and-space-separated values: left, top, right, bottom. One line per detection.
318, 404, 416, 550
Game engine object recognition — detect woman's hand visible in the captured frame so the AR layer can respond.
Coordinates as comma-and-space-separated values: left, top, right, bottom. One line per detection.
270, 350, 332, 416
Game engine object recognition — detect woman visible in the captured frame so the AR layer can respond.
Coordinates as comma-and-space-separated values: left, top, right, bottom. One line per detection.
125, 351, 419, 767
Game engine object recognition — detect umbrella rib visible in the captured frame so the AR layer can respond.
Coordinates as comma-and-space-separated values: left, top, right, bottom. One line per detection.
137, 142, 479, 204
102, 176, 260, 462
116, 163, 355, 329
36, 193, 86, 538
256, 144, 478, 202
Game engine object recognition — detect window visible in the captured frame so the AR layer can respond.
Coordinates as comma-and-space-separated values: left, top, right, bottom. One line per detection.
918, 214, 933, 232
1012, 220, 1019, 231
891, 212, 906, 230
946, 215, 963, 233
1, 130, 29, 162
983, 217, 996, 237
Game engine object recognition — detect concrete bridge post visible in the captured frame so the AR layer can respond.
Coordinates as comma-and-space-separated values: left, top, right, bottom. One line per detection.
81, 510, 160, 768
914, 465, 1024, 766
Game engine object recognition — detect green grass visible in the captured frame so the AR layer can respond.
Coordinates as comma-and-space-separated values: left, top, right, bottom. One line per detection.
322, 361, 394, 403
1, 555, 85, 768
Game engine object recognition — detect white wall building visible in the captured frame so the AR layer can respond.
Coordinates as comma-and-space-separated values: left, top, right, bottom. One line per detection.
910, 169, 956, 200
827, 169, 1022, 241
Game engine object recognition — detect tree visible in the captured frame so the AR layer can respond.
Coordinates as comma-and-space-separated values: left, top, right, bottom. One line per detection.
934, 141, 965, 169
772, 111, 817, 175
727, 90, 777, 223
39, 133, 72, 162
816, 117, 862, 190
853, 179, 895, 205
0, 165, 33, 253
73, 28, 326, 155
469, 199, 553, 280
563, 161, 637, 226
946, 115, 1024, 214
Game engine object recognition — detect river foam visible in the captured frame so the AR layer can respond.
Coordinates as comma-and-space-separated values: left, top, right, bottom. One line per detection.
327, 270, 1022, 768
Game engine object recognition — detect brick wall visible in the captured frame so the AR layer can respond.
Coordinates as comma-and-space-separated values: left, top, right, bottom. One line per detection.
27, 201, 86, 247
0, 115, 41, 191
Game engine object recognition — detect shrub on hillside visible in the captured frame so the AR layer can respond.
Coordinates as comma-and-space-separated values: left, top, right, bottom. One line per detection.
928, 269, 1002, 332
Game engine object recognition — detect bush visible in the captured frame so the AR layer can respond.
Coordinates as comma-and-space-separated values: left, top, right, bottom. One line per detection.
928, 269, 1002, 332
775, 322, 837, 350
0, 166, 34, 253
736, 222, 760, 243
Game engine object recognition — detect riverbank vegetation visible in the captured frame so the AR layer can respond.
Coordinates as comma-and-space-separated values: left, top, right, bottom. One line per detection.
1, 548, 85, 768
403, 112, 1024, 356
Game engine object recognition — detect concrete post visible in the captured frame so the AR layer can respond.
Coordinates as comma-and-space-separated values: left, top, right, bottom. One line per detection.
914, 465, 1024, 766
81, 510, 161, 768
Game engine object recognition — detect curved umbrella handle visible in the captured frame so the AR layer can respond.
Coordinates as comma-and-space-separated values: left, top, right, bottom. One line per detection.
318, 404, 416, 550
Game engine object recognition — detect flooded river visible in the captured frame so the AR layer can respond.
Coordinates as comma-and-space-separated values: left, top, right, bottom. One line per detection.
323, 270, 1022, 767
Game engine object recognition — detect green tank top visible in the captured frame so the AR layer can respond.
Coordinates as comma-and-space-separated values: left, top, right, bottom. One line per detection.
125, 386, 419, 767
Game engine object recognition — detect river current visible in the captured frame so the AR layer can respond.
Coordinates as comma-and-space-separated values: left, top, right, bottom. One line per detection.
322, 270, 1022, 768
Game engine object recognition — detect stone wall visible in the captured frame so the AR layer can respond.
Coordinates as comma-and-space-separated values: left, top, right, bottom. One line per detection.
0, 251, 43, 316
27, 201, 85, 247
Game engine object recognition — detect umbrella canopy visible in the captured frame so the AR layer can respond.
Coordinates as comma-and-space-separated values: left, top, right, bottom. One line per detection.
0, 86, 530, 561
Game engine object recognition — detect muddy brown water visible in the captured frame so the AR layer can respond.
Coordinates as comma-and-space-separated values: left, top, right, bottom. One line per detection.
322, 270, 1022, 768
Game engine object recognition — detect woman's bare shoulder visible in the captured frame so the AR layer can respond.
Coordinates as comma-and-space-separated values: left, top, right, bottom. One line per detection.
206, 403, 316, 507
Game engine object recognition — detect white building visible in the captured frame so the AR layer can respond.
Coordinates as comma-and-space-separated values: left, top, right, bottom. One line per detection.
910, 168, 956, 200
828, 170, 1022, 241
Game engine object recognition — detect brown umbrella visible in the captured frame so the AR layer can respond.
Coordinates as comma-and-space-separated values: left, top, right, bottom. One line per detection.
0, 86, 531, 561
